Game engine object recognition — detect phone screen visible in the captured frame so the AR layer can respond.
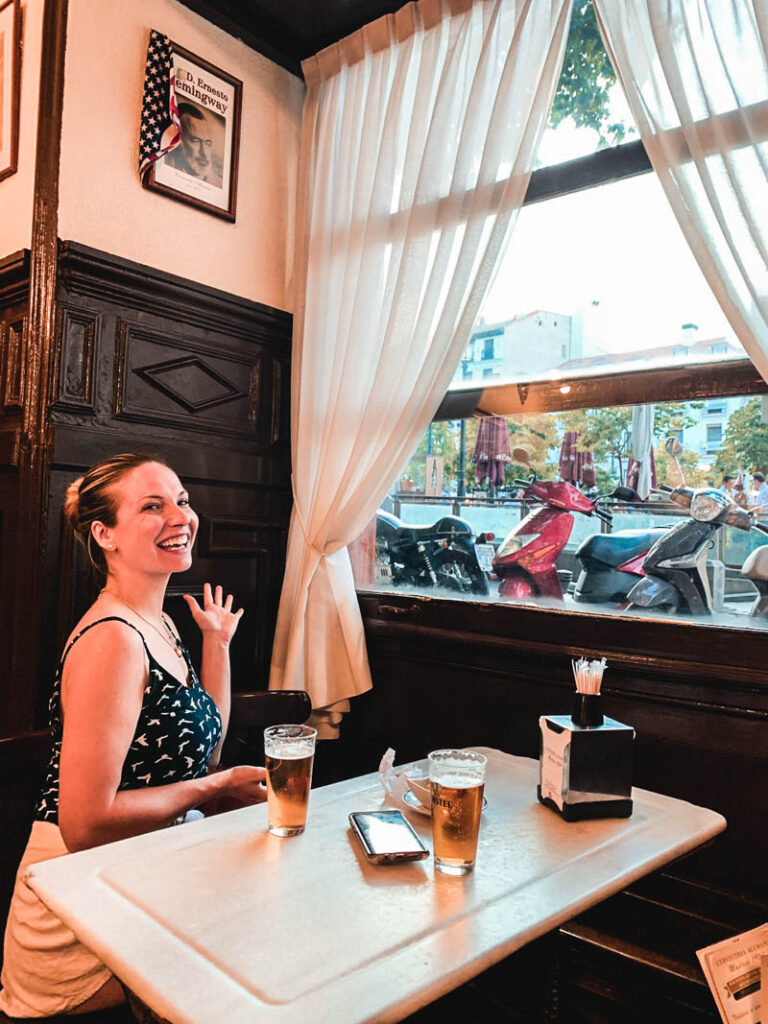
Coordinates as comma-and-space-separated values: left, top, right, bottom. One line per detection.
349, 811, 428, 861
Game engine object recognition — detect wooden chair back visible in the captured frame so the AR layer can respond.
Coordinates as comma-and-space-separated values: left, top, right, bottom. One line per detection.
221, 690, 312, 768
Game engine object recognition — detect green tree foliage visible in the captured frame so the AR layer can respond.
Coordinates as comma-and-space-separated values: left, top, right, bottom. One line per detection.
716, 398, 768, 476
549, 1, 631, 147
557, 401, 702, 488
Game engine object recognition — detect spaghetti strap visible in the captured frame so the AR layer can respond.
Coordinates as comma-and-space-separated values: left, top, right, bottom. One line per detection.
60, 616, 151, 670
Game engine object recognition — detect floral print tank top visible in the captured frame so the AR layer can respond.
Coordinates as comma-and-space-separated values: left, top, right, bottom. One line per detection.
35, 616, 222, 824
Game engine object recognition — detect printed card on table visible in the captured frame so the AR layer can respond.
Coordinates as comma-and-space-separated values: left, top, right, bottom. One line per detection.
697, 922, 768, 1024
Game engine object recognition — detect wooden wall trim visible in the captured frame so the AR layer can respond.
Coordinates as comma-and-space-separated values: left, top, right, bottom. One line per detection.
57, 241, 293, 350
434, 358, 767, 420
7, 0, 68, 732
357, 591, 768, 685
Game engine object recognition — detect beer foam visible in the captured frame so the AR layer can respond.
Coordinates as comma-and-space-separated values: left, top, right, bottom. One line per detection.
268, 742, 313, 760
431, 772, 484, 789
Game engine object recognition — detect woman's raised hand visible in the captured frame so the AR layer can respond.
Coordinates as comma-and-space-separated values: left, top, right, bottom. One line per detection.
183, 583, 244, 644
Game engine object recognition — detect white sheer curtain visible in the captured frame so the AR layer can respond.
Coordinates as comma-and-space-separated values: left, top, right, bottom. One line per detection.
269, 0, 573, 734
594, 0, 768, 379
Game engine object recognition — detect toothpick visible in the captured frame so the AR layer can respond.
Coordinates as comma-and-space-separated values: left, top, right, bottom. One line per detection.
572, 657, 607, 695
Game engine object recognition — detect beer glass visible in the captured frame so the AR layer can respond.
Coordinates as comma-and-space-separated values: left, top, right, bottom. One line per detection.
264, 724, 317, 837
428, 749, 487, 875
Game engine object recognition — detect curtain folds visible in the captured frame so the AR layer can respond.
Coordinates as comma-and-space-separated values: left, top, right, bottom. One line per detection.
594, 0, 768, 380
269, 0, 573, 733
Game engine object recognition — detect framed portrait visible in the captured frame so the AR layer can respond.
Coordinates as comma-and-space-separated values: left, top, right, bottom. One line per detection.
0, 0, 21, 183
144, 41, 242, 222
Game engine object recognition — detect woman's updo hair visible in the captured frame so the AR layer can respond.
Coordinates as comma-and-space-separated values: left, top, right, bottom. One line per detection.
64, 452, 168, 577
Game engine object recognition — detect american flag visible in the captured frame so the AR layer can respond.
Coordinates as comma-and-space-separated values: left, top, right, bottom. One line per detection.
138, 30, 181, 180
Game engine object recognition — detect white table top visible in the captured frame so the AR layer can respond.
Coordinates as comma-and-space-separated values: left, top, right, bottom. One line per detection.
26, 749, 725, 1024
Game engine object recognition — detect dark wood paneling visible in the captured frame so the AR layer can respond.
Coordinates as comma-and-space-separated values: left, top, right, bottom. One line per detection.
30, 243, 293, 726
176, 0, 412, 76
1, 318, 25, 411
0, 251, 30, 732
53, 302, 99, 413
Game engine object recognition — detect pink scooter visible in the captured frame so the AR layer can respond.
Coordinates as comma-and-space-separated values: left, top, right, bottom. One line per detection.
492, 448, 612, 600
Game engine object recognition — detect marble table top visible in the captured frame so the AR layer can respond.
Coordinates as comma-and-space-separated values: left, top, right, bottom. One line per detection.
25, 749, 725, 1024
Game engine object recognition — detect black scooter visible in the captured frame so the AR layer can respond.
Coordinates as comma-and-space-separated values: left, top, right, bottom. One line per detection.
627, 487, 767, 614
376, 509, 490, 596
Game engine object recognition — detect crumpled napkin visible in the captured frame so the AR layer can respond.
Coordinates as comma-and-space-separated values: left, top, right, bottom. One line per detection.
378, 748, 430, 813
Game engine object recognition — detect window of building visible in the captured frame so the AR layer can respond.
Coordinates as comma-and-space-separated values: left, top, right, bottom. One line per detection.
353, 0, 768, 638
483, 337, 495, 360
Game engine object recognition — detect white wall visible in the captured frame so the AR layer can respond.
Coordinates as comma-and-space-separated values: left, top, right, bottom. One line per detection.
0, 0, 44, 255
58, 0, 304, 310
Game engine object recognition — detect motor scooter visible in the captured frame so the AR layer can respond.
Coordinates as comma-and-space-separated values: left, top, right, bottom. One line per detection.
376, 509, 490, 596
493, 448, 612, 600
626, 488, 759, 614
572, 484, 669, 606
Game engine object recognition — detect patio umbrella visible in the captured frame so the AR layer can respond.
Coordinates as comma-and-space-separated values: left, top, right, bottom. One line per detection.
472, 416, 511, 488
625, 404, 656, 499
558, 432, 596, 487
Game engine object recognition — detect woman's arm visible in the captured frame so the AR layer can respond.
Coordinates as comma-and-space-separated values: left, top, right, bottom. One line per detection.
57, 621, 263, 852
183, 583, 243, 767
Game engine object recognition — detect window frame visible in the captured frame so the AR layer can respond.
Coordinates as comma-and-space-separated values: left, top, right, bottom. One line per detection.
434, 136, 768, 421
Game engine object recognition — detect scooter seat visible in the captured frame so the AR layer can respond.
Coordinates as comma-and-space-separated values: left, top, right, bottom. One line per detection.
742, 543, 768, 579
578, 528, 668, 568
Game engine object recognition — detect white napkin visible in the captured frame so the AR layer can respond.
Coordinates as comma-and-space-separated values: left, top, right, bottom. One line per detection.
378, 748, 431, 814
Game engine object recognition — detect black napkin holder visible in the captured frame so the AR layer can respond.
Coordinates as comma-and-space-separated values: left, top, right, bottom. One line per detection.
537, 694, 634, 821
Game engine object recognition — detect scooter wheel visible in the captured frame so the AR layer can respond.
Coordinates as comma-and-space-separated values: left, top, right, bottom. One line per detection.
503, 577, 536, 600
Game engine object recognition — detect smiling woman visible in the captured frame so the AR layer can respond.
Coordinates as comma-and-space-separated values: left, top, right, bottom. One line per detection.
0, 452, 269, 1019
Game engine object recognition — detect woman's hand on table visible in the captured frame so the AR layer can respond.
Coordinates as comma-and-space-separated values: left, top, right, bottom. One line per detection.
221, 765, 268, 803
184, 583, 244, 645
203, 765, 268, 816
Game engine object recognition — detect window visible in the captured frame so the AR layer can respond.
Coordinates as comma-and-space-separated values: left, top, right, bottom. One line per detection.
353, 0, 768, 637
483, 337, 495, 360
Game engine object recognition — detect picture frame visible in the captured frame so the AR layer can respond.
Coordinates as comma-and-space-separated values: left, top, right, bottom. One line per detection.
0, 0, 21, 183
144, 41, 242, 222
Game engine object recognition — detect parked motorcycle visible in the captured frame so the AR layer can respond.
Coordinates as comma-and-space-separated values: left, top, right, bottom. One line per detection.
376, 509, 490, 596
572, 485, 669, 606
626, 487, 762, 614
493, 448, 612, 600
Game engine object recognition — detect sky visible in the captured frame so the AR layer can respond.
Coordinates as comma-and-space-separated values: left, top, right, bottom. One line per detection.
477, 84, 740, 363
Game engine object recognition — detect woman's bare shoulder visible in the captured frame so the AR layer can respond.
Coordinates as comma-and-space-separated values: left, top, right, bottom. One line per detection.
62, 608, 145, 654
61, 614, 148, 689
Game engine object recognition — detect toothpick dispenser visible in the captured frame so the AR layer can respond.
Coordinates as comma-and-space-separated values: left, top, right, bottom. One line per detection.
538, 685, 635, 822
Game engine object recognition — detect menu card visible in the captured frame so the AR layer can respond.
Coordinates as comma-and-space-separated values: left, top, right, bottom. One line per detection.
697, 922, 768, 1024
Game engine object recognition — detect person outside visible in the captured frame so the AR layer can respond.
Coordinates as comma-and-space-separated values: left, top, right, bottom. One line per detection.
0, 453, 266, 1018
720, 474, 736, 499
751, 472, 768, 522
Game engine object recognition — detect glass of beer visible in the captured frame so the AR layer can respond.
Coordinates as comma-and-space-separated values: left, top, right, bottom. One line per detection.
264, 724, 317, 837
428, 749, 487, 875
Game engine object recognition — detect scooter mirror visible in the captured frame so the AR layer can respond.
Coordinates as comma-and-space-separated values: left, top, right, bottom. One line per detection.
512, 446, 532, 465
664, 436, 683, 457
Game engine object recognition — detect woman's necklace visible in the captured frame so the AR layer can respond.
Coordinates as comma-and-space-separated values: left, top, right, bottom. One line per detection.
100, 590, 184, 658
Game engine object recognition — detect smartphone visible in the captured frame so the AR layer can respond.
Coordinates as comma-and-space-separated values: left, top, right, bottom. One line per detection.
348, 810, 429, 864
